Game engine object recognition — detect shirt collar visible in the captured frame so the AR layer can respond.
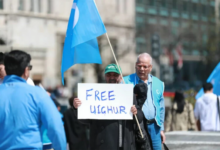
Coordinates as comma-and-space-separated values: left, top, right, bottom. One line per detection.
3, 75, 27, 84
136, 73, 152, 84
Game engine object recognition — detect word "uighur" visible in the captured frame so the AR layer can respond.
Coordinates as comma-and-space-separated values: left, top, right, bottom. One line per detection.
90, 105, 127, 114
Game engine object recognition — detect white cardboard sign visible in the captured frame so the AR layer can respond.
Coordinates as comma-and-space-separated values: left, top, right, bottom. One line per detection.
78, 83, 133, 120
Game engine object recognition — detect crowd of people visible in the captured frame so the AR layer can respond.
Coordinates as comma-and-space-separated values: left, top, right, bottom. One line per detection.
0, 50, 219, 150
165, 83, 220, 132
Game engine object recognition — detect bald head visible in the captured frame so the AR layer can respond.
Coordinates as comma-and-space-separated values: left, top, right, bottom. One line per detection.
136, 53, 152, 65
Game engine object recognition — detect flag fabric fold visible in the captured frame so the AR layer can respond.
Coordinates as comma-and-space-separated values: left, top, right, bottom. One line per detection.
61, 0, 106, 84
196, 62, 220, 99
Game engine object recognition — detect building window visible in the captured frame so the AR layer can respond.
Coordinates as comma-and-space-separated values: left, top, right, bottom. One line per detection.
18, 0, 24, 10
200, 1, 207, 5
0, 39, 5, 45
160, 0, 166, 8
171, 21, 179, 27
192, 0, 199, 2
136, 42, 147, 54
202, 5, 206, 15
182, 22, 188, 28
38, 0, 41, 12
30, 0, 34, 11
0, 0, 3, 9
172, 0, 177, 10
136, 16, 145, 23
148, 7, 157, 14
192, 3, 197, 14
201, 25, 207, 31
208, 6, 214, 17
148, 18, 157, 24
202, 34, 208, 42
47, 0, 52, 13
160, 19, 168, 26
136, 5, 145, 13
182, 1, 188, 12
210, 1, 215, 6
149, 0, 155, 7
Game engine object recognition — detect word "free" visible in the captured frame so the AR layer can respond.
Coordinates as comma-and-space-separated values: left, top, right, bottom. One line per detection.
86, 89, 115, 101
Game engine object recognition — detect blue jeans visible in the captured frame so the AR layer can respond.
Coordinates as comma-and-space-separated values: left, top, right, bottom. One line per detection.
43, 143, 53, 150
147, 122, 162, 150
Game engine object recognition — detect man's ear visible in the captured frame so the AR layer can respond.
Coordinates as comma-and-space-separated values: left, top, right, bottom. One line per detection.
25, 67, 29, 78
22, 67, 29, 80
119, 75, 123, 82
149, 65, 153, 72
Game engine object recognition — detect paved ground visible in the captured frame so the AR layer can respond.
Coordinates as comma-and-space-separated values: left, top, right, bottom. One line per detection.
164, 131, 220, 150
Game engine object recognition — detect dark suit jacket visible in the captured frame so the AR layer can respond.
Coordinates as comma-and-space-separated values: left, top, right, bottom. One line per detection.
63, 108, 89, 150
74, 95, 143, 150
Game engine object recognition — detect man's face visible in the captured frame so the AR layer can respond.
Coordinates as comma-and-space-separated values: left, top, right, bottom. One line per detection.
0, 64, 6, 79
105, 72, 121, 83
135, 57, 152, 81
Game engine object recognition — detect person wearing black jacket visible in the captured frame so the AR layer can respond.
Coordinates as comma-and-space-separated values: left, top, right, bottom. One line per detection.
73, 64, 143, 150
134, 83, 152, 150
63, 96, 89, 150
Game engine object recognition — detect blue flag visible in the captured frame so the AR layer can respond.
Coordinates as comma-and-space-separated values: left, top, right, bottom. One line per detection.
61, 0, 106, 84
195, 62, 220, 99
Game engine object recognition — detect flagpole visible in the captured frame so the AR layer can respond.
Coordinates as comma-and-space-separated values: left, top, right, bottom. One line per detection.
105, 33, 143, 138
105, 33, 125, 83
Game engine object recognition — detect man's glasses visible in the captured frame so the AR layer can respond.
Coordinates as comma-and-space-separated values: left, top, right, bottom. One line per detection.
27, 64, 32, 71
136, 65, 151, 70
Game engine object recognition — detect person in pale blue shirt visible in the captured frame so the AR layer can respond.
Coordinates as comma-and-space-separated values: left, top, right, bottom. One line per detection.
0, 50, 66, 150
124, 53, 165, 150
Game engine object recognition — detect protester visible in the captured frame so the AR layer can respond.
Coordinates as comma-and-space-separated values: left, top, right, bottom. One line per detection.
165, 91, 196, 132
124, 53, 166, 150
0, 50, 66, 149
14, 62, 55, 150
0, 52, 6, 84
134, 83, 152, 150
194, 83, 220, 131
63, 96, 89, 150
73, 63, 142, 150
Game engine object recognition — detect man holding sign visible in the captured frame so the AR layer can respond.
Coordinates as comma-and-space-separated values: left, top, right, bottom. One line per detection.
74, 64, 142, 150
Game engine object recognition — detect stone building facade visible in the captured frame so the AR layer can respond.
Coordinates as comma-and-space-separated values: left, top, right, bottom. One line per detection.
0, 0, 138, 92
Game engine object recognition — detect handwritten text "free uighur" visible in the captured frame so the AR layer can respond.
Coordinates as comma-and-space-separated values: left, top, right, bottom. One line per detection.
86, 88, 127, 115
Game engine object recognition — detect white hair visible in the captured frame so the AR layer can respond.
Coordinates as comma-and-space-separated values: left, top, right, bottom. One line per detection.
136, 53, 152, 65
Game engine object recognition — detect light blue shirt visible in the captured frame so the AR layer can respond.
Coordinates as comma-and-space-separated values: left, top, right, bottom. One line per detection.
137, 74, 156, 120
135, 74, 164, 130
0, 75, 66, 150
